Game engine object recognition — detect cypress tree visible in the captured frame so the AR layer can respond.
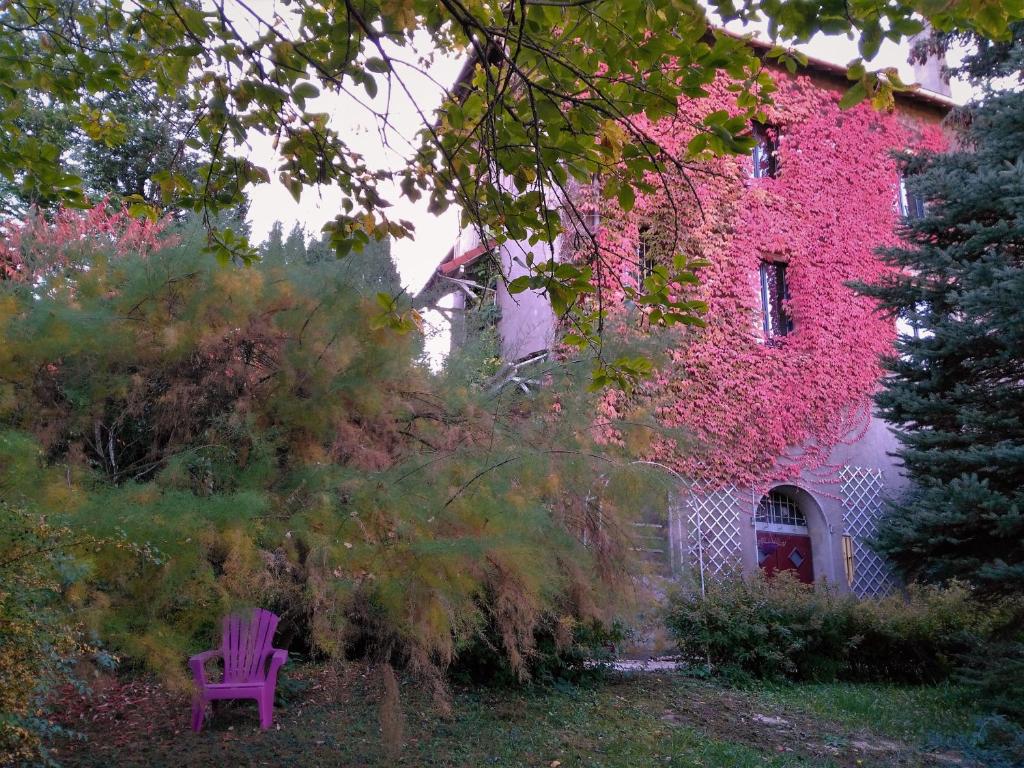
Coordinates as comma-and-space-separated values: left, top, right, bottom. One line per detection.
283, 221, 309, 263
262, 220, 287, 263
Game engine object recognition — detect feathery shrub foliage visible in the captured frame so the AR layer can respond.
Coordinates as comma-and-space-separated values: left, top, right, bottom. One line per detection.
0, 205, 676, 758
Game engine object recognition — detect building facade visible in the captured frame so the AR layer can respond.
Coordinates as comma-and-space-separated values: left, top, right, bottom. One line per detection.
418, 44, 951, 596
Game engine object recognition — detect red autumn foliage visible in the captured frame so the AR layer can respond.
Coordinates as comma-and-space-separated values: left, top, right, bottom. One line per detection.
574, 70, 947, 492
0, 201, 175, 282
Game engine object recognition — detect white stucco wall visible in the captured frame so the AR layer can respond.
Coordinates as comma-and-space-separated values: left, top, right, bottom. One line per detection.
495, 238, 558, 361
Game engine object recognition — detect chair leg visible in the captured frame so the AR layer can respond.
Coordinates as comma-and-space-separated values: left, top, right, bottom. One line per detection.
191, 698, 206, 732
258, 691, 274, 730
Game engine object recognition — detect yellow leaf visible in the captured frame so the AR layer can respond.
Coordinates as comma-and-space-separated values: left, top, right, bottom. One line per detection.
599, 120, 627, 158
381, 0, 416, 30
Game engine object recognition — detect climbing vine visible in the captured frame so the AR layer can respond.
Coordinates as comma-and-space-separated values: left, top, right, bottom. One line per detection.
570, 67, 947, 492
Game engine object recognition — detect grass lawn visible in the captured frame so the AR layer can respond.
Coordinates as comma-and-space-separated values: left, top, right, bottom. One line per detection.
51, 665, 988, 767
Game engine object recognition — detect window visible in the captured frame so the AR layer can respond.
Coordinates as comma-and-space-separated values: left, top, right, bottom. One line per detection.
572, 207, 601, 250
897, 176, 926, 219
895, 301, 932, 342
759, 260, 793, 339
636, 227, 657, 287
751, 122, 780, 179
895, 312, 921, 340
756, 490, 807, 529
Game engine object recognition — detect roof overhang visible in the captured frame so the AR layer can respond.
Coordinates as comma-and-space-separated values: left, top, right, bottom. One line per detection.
414, 239, 498, 308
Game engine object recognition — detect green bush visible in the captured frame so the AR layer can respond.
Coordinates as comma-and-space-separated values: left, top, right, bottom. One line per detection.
849, 583, 987, 683
665, 572, 989, 686
665, 571, 854, 684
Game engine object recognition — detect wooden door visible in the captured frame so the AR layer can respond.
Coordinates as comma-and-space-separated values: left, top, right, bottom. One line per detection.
756, 531, 814, 584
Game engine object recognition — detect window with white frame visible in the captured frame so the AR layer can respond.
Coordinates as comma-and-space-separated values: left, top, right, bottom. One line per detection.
636, 227, 657, 287
756, 490, 808, 531
897, 176, 926, 219
895, 300, 933, 342
759, 260, 793, 339
751, 122, 780, 179
571, 206, 601, 250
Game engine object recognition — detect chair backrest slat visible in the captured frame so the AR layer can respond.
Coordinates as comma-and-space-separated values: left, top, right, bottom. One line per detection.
248, 611, 275, 680
220, 609, 279, 683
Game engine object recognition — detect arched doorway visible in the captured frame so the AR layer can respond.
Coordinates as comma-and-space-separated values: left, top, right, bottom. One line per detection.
755, 488, 814, 584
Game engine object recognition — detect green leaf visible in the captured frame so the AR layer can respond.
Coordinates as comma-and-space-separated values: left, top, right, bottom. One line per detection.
859, 21, 883, 60
506, 275, 531, 294
293, 82, 320, 100
561, 333, 587, 347
617, 183, 636, 212
839, 81, 869, 109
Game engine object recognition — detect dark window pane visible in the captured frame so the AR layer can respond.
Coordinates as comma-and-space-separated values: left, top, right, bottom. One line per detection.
752, 122, 780, 179
756, 490, 807, 527
760, 261, 793, 339
636, 228, 656, 286
898, 177, 927, 219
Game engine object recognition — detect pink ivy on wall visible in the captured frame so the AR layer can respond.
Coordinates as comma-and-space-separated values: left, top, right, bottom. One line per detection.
575, 69, 947, 492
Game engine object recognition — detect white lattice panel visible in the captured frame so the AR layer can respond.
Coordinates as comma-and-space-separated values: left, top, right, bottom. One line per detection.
840, 467, 895, 597
681, 486, 742, 576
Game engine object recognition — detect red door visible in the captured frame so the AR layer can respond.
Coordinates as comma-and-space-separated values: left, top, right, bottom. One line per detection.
757, 531, 814, 584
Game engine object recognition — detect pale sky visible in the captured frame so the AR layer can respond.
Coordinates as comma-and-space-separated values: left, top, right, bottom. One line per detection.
244, 27, 464, 296
243, 13, 971, 296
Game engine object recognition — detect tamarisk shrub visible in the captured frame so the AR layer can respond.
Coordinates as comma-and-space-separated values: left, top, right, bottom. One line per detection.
0, 205, 672, 754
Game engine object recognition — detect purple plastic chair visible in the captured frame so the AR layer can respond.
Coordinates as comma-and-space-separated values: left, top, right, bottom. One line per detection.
189, 608, 289, 731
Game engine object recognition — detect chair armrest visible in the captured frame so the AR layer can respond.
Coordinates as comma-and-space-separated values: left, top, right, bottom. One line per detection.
265, 648, 288, 684
189, 649, 222, 688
